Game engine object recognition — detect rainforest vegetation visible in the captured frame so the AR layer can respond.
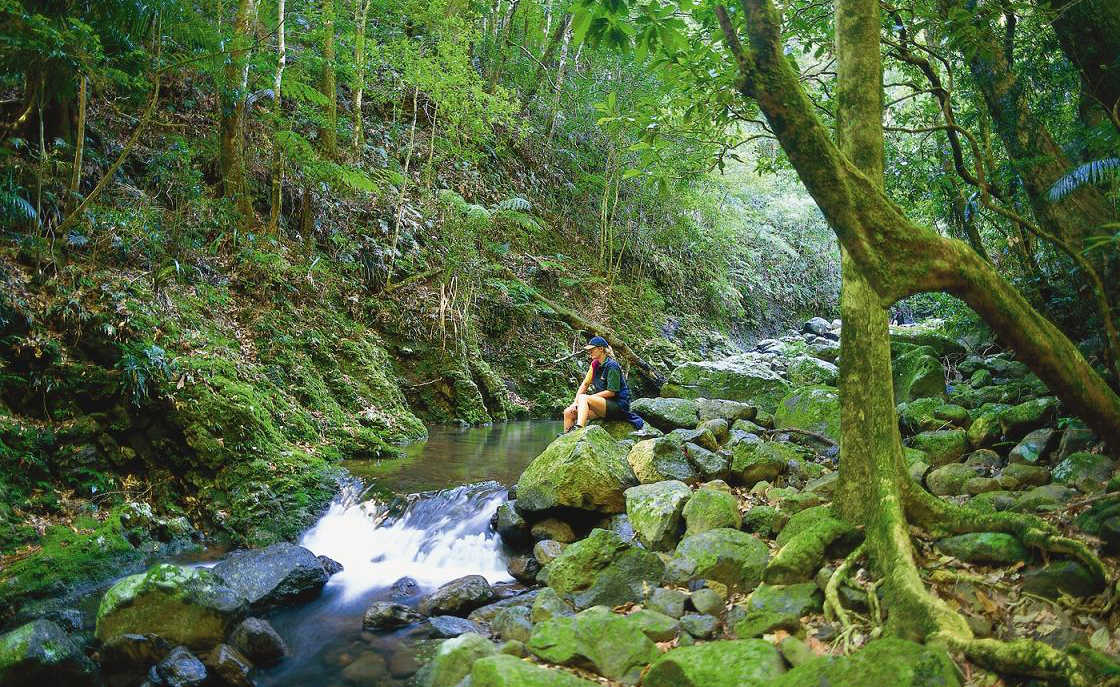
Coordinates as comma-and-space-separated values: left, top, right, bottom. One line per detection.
0, 0, 1118, 685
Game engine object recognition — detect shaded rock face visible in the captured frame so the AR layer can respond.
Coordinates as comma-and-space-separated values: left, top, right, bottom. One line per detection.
0, 619, 94, 687
419, 575, 496, 617
515, 426, 637, 516
228, 617, 288, 667
661, 357, 791, 412
95, 564, 247, 651
643, 639, 786, 687
211, 542, 329, 610
542, 529, 664, 610
892, 346, 945, 404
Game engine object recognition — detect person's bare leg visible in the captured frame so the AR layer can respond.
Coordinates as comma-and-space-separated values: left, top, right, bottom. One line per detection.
576, 394, 608, 427
563, 404, 577, 431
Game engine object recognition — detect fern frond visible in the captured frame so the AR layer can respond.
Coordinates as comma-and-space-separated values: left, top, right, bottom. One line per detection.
495, 209, 540, 231
493, 196, 531, 212
1048, 157, 1120, 202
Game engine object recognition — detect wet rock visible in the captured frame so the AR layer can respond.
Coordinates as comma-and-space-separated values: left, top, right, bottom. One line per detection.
419, 575, 495, 617
906, 429, 968, 466
925, 463, 980, 496
494, 502, 531, 549
666, 528, 768, 592
507, 555, 541, 584
0, 619, 94, 687
892, 346, 945, 404
689, 587, 725, 616
228, 617, 287, 667
419, 632, 495, 687
683, 487, 741, 536
427, 616, 487, 639
628, 436, 696, 484
211, 542, 328, 610
317, 555, 344, 576
643, 639, 785, 687
624, 480, 691, 551
530, 518, 576, 543
1021, 561, 1105, 599
935, 533, 1027, 564
470, 653, 599, 686
772, 637, 959, 687
541, 529, 664, 609
647, 587, 688, 618
533, 540, 566, 566
490, 606, 533, 643
680, 613, 720, 639
631, 397, 700, 431
730, 436, 796, 487
96, 564, 247, 651
1052, 452, 1115, 492
1008, 428, 1057, 465
662, 357, 791, 412
341, 651, 388, 685
389, 576, 420, 598
515, 426, 637, 516
99, 633, 174, 680
774, 386, 841, 444
203, 644, 254, 687
388, 649, 420, 678
998, 397, 1059, 439
697, 399, 758, 423
151, 646, 208, 687
530, 588, 575, 623
363, 601, 425, 630
527, 605, 659, 684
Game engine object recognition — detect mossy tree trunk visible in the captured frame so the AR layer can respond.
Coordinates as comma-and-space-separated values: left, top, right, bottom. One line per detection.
268, 0, 286, 235
1043, 0, 1120, 127
351, 0, 372, 157
220, 0, 258, 229
320, 0, 338, 160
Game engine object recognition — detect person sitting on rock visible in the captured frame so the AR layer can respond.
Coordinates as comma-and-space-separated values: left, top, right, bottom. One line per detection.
562, 336, 643, 432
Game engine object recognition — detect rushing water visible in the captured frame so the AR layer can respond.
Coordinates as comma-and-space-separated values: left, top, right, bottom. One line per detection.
254, 420, 561, 686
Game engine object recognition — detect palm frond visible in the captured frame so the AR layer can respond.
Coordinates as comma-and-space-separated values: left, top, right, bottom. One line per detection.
1048, 157, 1120, 202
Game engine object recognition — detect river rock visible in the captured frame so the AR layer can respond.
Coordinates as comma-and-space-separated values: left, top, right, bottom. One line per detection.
892, 346, 945, 403
527, 606, 660, 683
682, 486, 741, 535
730, 435, 797, 486
627, 436, 696, 483
318, 555, 344, 576
999, 397, 1058, 439
96, 564, 246, 651
935, 533, 1027, 564
666, 528, 769, 592
428, 616, 488, 639
1021, 561, 1105, 599
364, 601, 425, 630
151, 645, 208, 687
624, 480, 691, 550
470, 653, 600, 686
661, 357, 791, 411
515, 426, 637, 515
389, 576, 421, 598
787, 356, 839, 386
1008, 428, 1057, 465
541, 528, 664, 609
644, 639, 785, 687
490, 607, 533, 642
341, 651, 388, 685
906, 429, 968, 466
419, 575, 495, 617
211, 542, 328, 610
684, 442, 731, 479
507, 554, 541, 583
0, 619, 94, 687
774, 386, 841, 443
771, 637, 959, 687
925, 463, 980, 496
530, 518, 576, 543
228, 617, 288, 667
631, 397, 700, 431
419, 632, 495, 687
494, 502, 531, 549
203, 644, 254, 687
697, 398, 758, 423
1052, 451, 1115, 492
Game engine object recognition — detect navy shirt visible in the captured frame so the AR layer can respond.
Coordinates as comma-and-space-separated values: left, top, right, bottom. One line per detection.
591, 358, 631, 407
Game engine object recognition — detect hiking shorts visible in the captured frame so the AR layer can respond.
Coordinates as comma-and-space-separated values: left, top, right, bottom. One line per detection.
604, 399, 629, 420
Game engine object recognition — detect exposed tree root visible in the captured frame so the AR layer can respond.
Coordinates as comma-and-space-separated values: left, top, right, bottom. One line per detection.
824, 541, 864, 629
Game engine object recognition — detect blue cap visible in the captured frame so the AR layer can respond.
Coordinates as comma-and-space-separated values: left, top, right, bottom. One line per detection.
583, 336, 609, 349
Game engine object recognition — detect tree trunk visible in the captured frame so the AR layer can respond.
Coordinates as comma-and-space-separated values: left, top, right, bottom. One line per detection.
487, 0, 521, 93
352, 0, 373, 156
1043, 0, 1120, 126
268, 0, 286, 234
220, 0, 258, 228
520, 12, 572, 111
546, 19, 572, 142
68, 74, 87, 206
320, 0, 338, 160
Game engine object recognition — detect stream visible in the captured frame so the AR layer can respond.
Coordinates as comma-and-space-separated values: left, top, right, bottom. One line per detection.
250, 419, 561, 686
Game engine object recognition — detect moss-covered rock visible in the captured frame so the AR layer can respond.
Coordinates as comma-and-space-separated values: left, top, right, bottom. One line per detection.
624, 480, 691, 551
934, 533, 1027, 564
671, 427, 720, 452
541, 529, 664, 609
628, 608, 680, 641
766, 507, 855, 584
95, 563, 247, 650
630, 397, 699, 431
889, 328, 966, 358
682, 442, 730, 480
770, 637, 959, 687
515, 426, 637, 515
661, 357, 791, 412
470, 653, 600, 687
1021, 561, 1105, 599
905, 430, 967, 467
527, 606, 660, 684
786, 356, 839, 386
697, 399, 757, 423
643, 639, 785, 687
997, 463, 1050, 490
1052, 452, 1115, 492
627, 436, 696, 484
891, 346, 945, 404
0, 619, 94, 687
1007, 428, 1057, 465
420, 632, 496, 687
773, 386, 840, 444
998, 397, 1058, 439
966, 404, 1010, 448
682, 487, 741, 536
729, 436, 798, 486
666, 528, 769, 592
745, 582, 822, 617
925, 463, 980, 496
896, 397, 943, 434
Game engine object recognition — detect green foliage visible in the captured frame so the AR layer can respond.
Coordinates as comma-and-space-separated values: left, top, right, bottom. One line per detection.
117, 342, 173, 406
1048, 158, 1120, 202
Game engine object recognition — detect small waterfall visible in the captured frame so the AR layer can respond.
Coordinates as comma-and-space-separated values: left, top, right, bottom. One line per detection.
298, 479, 512, 599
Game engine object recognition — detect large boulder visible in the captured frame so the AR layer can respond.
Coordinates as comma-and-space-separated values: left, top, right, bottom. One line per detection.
630, 397, 700, 431
906, 430, 968, 467
889, 328, 966, 358
419, 575, 495, 617
786, 356, 839, 387
770, 637, 959, 687
998, 397, 1059, 439
697, 399, 757, 423
211, 542, 328, 610
541, 529, 664, 610
774, 386, 841, 444
643, 639, 786, 687
515, 426, 637, 515
730, 435, 798, 486
925, 463, 980, 496
228, 617, 288, 667
419, 632, 495, 687
666, 528, 769, 592
0, 620, 94, 687
96, 564, 247, 651
527, 606, 660, 684
661, 357, 791, 412
627, 437, 696, 484
624, 480, 692, 551
1052, 452, 1115, 492
892, 346, 945, 404
682, 486, 741, 536
470, 654, 600, 687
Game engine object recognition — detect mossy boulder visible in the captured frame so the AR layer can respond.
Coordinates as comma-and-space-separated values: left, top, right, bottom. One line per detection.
1052, 452, 1115, 492
905, 430, 968, 467
661, 358, 791, 412
624, 480, 692, 551
744, 582, 823, 617
682, 442, 731, 480
671, 427, 720, 452
1021, 561, 1105, 599
627, 436, 696, 484
470, 654, 600, 687
935, 533, 1027, 564
966, 404, 1010, 448
419, 632, 496, 687
925, 463, 980, 496
889, 328, 966, 358
997, 463, 1050, 490
630, 397, 700, 431
541, 529, 664, 610
682, 486, 741, 536
786, 356, 839, 386
697, 399, 757, 423
96, 563, 247, 650
515, 426, 637, 515
998, 397, 1059, 439
897, 397, 943, 434
666, 528, 769, 592
628, 608, 680, 641
643, 639, 785, 687
1008, 428, 1057, 465
527, 606, 660, 684
730, 436, 798, 486
892, 346, 945, 404
771, 637, 959, 687
0, 620, 94, 687
773, 386, 841, 444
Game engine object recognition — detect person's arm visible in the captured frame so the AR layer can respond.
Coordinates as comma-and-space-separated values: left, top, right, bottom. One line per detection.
575, 365, 594, 401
